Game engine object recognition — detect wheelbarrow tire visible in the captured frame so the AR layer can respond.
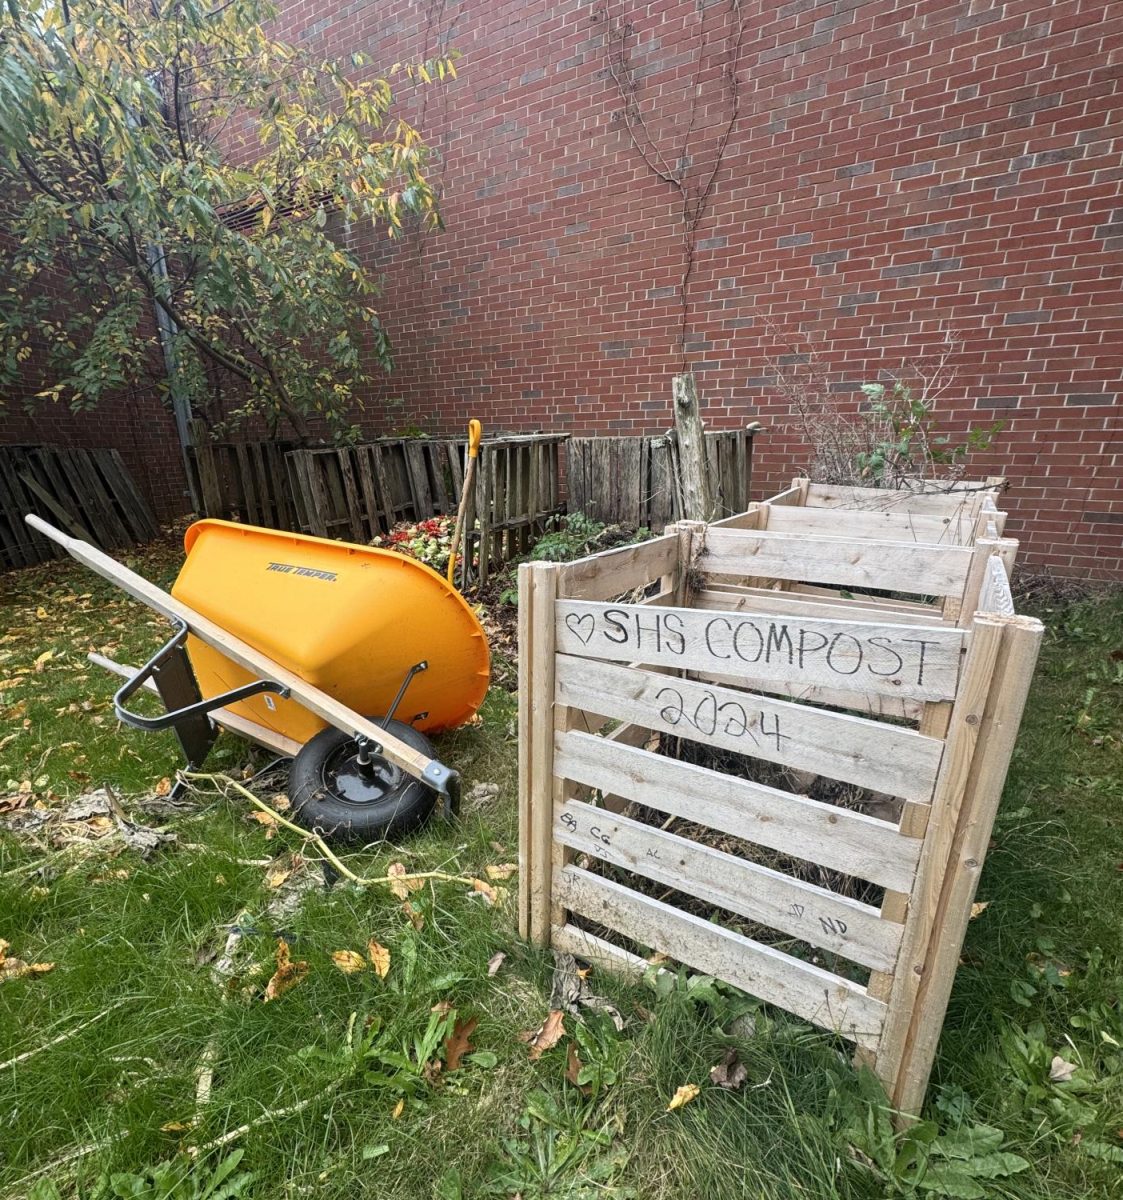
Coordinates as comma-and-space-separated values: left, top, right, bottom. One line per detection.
288, 718, 437, 844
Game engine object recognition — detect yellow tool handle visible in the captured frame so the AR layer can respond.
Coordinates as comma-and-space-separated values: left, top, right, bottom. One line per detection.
448, 421, 482, 586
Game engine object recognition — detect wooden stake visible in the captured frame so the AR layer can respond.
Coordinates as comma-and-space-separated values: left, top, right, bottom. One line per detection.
672, 373, 714, 522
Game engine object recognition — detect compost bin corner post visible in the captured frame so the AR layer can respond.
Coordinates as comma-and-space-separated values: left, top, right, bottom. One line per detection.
518, 560, 560, 945
875, 613, 1044, 1121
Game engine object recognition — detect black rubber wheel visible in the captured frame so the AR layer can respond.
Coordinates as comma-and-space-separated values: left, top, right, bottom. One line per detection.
287, 718, 437, 843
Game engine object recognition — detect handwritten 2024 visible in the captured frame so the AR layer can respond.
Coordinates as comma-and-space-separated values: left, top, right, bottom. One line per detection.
564, 607, 944, 686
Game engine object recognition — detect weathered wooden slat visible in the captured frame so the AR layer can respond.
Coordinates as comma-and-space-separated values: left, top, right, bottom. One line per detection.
555, 868, 887, 1049
556, 533, 679, 601
764, 505, 968, 545
335, 450, 365, 543
701, 528, 973, 598
803, 482, 996, 517
553, 730, 921, 891
693, 586, 953, 628
554, 599, 963, 702
556, 799, 902, 970
555, 657, 944, 802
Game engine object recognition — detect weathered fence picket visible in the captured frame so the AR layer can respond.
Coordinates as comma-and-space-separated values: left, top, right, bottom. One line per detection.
0, 445, 158, 571
566, 427, 756, 529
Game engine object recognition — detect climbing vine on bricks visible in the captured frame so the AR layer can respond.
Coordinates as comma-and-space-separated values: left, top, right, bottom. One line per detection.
599, 0, 745, 365
0, 0, 455, 440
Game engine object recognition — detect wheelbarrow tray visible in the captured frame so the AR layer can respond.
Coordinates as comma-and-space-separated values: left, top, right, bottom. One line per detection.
26, 515, 485, 802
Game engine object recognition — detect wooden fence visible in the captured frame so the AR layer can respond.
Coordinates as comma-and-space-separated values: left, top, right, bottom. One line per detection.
186, 431, 298, 532
0, 445, 158, 571
566, 427, 756, 529
518, 477, 1040, 1116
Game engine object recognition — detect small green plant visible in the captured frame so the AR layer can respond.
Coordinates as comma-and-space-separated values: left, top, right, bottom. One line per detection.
29, 1151, 253, 1200
569, 1011, 629, 1101
831, 1069, 1029, 1198
480, 1090, 634, 1199
854, 381, 1003, 486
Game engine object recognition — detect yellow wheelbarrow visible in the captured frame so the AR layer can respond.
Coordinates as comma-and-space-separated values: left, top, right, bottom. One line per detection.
27, 515, 490, 841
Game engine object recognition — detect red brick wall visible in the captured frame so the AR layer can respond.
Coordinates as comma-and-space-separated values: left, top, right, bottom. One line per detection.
259, 0, 1122, 578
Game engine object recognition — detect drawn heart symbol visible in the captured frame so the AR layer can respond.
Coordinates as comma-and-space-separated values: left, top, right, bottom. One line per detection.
564, 613, 596, 646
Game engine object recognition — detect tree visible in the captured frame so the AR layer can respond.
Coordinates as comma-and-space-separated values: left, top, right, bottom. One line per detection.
0, 0, 455, 440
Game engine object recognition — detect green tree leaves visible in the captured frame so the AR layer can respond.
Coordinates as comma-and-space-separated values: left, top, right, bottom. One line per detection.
0, 0, 455, 439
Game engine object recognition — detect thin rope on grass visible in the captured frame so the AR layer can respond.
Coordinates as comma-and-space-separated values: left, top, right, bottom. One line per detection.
181, 771, 482, 891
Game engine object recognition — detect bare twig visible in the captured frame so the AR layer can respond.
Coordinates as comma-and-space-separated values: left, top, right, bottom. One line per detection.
187, 1085, 339, 1158
0, 1000, 130, 1072
182, 772, 481, 889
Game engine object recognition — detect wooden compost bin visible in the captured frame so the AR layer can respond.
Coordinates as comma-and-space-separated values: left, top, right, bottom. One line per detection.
518, 476, 1040, 1115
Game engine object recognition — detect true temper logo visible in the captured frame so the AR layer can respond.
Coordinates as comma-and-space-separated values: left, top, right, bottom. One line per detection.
266, 561, 338, 582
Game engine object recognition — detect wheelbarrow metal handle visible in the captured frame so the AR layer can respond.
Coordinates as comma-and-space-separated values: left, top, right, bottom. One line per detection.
113, 617, 290, 732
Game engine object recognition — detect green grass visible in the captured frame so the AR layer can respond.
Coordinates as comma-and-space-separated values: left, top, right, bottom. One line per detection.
1, 540, 1121, 1199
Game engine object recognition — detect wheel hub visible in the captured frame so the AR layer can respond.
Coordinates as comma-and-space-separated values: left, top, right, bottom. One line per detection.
320, 742, 403, 806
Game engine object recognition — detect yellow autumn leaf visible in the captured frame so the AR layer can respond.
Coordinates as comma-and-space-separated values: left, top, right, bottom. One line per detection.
485, 863, 518, 882
263, 939, 309, 1002
970, 901, 989, 919
368, 938, 391, 979
35, 607, 48, 619
34, 650, 53, 670
154, 777, 171, 797
331, 949, 367, 974
391, 1097, 405, 1120
265, 867, 290, 889
160, 1120, 193, 1133
666, 1083, 700, 1112
471, 878, 498, 905
387, 862, 421, 900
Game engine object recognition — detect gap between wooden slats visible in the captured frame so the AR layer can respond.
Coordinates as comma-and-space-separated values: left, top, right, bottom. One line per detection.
553, 730, 921, 892
553, 656, 944, 803
555, 867, 887, 1050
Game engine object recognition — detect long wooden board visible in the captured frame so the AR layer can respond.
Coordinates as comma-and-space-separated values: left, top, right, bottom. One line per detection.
803, 482, 997, 516
556, 867, 887, 1049
763, 504, 972, 545
555, 799, 902, 971
701, 529, 973, 598
694, 587, 954, 628
556, 534, 679, 601
554, 656, 944, 802
554, 730, 921, 891
555, 599, 963, 702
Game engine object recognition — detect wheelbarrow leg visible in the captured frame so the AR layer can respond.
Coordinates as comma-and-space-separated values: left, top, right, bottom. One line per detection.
149, 642, 219, 798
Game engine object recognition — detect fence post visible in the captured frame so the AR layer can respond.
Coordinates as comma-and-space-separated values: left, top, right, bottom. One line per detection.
672, 373, 715, 521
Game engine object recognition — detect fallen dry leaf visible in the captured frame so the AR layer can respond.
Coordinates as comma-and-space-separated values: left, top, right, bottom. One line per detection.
444, 1015, 479, 1071
265, 866, 291, 890
35, 606, 48, 620
565, 1042, 591, 1095
34, 649, 53, 670
331, 949, 367, 974
485, 863, 518, 882
487, 951, 507, 977
519, 1010, 565, 1061
391, 1097, 405, 1120
709, 1048, 748, 1090
387, 862, 421, 901
401, 901, 425, 931
431, 999, 454, 1016
154, 777, 172, 797
263, 939, 309, 1002
471, 878, 498, 906
1049, 1055, 1077, 1083
160, 1121, 193, 1133
0, 958, 55, 983
970, 901, 989, 919
666, 1083, 701, 1112
368, 939, 391, 979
